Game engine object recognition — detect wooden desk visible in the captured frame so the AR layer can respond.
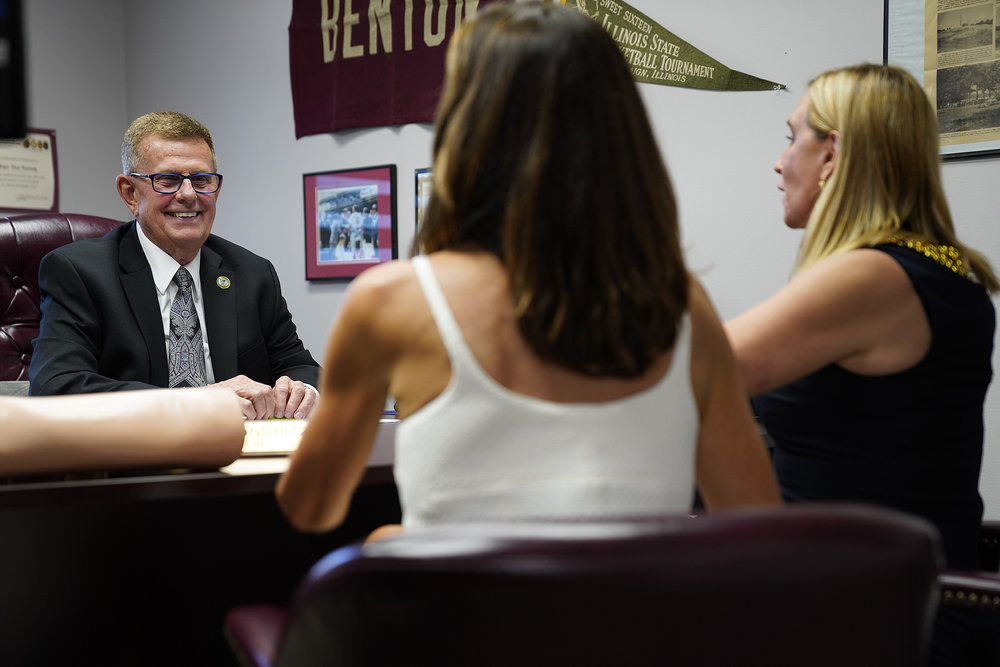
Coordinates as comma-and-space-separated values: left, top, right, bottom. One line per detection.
0, 417, 397, 511
0, 421, 400, 666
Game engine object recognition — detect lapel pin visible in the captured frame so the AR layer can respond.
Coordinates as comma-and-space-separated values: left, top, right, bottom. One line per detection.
216, 276, 232, 289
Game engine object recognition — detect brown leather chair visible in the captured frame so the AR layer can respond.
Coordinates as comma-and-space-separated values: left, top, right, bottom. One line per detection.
224, 504, 941, 667
0, 212, 123, 380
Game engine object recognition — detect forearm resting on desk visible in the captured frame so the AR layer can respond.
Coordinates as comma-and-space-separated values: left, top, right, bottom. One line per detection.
0, 388, 246, 475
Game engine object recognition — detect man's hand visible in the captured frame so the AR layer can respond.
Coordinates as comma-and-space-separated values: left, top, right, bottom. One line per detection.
274, 375, 317, 419
213, 375, 276, 420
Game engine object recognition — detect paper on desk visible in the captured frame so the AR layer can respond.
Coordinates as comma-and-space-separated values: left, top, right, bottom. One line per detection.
242, 419, 308, 456
241, 417, 400, 463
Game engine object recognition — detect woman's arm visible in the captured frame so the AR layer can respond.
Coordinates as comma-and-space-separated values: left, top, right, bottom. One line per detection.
724, 249, 930, 398
687, 277, 781, 509
276, 267, 404, 533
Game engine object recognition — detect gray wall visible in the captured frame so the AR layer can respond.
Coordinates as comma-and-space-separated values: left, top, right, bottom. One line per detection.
22, 0, 1000, 518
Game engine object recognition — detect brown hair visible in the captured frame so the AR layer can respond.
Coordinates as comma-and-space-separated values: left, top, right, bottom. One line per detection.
417, 1, 688, 377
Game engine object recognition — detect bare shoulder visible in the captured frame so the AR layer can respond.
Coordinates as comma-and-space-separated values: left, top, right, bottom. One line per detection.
686, 274, 727, 348
340, 259, 422, 320
782, 247, 920, 329
738, 248, 915, 330
346, 251, 493, 297
323, 259, 428, 358
347, 258, 418, 296
795, 248, 912, 299
685, 274, 734, 393
725, 247, 924, 395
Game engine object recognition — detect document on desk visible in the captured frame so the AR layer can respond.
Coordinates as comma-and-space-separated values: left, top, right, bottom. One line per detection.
241, 416, 398, 462
242, 419, 308, 456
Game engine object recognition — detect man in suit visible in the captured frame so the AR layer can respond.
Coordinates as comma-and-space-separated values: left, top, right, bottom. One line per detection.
29, 111, 320, 420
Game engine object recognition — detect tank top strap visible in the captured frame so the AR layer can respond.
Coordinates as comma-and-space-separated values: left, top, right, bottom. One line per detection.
411, 255, 472, 364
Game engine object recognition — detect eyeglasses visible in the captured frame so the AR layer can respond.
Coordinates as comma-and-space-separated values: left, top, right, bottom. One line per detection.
129, 172, 223, 194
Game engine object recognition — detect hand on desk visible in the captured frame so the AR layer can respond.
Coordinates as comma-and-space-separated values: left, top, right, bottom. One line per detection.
274, 375, 317, 420
214, 375, 317, 421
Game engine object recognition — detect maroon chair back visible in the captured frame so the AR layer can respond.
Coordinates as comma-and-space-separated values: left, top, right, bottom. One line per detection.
226, 504, 941, 667
0, 213, 123, 380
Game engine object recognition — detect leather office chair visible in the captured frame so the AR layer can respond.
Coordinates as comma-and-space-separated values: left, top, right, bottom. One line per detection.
225, 504, 941, 667
0, 212, 123, 381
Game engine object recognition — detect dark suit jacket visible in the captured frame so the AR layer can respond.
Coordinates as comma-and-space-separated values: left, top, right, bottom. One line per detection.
29, 222, 319, 395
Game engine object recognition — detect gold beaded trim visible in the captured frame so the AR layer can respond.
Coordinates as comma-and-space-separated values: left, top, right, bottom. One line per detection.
940, 587, 1000, 610
885, 236, 970, 279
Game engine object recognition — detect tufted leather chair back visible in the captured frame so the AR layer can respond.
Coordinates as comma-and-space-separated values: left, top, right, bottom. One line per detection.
0, 213, 123, 380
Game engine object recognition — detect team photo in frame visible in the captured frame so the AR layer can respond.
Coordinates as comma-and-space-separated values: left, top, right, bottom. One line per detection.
303, 164, 398, 280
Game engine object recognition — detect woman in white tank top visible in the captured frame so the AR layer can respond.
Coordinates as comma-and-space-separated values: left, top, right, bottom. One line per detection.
277, 2, 779, 533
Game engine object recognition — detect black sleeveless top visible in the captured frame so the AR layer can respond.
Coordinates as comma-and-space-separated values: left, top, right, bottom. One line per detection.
753, 243, 996, 569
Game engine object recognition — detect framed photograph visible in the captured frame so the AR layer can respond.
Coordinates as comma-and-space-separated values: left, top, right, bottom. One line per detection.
414, 167, 432, 234
303, 164, 398, 280
885, 0, 1000, 159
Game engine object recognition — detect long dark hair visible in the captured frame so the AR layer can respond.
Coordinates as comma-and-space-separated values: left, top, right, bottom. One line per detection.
418, 1, 688, 378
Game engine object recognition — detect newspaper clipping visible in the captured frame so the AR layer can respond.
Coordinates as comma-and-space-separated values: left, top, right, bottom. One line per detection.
926, 0, 1000, 147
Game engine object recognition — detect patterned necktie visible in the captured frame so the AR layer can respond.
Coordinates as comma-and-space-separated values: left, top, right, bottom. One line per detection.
168, 267, 207, 388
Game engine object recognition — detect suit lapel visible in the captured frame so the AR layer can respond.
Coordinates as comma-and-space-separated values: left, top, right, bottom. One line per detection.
118, 223, 170, 385
201, 245, 238, 382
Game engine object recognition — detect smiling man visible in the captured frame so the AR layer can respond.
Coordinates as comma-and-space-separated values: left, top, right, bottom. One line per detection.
29, 112, 320, 420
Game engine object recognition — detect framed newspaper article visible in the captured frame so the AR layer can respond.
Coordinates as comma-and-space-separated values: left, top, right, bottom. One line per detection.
886, 0, 1000, 159
303, 164, 398, 280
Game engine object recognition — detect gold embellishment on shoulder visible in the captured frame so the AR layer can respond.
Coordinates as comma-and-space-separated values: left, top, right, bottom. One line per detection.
885, 236, 970, 279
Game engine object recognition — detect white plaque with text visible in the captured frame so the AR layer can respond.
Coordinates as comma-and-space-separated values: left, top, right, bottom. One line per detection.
0, 129, 57, 211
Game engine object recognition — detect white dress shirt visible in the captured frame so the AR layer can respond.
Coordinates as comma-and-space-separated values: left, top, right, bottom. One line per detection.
134, 223, 318, 406
135, 224, 217, 384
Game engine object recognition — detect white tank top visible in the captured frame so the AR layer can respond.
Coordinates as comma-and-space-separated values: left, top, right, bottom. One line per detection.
394, 255, 699, 527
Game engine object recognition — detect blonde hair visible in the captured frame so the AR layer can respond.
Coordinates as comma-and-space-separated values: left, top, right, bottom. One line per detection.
795, 64, 997, 292
121, 111, 217, 174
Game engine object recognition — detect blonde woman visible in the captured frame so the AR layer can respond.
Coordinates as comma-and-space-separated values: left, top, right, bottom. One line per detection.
726, 64, 997, 666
